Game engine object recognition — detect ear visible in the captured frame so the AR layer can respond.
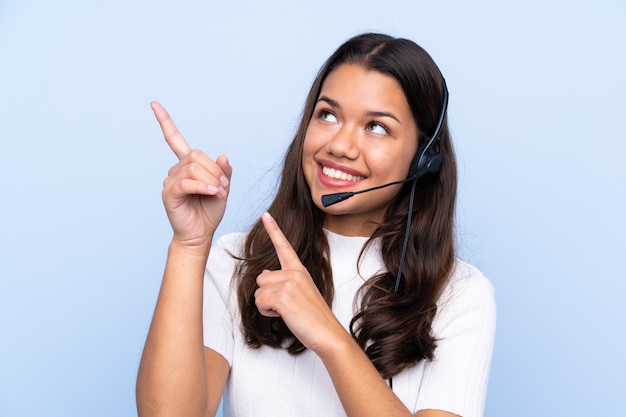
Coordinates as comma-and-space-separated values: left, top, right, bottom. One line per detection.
408, 139, 442, 179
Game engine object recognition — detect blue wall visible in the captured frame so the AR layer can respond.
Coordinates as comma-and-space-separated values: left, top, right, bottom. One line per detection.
1, 1, 624, 416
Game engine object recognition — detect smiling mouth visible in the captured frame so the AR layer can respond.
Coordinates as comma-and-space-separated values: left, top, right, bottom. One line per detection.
322, 166, 365, 182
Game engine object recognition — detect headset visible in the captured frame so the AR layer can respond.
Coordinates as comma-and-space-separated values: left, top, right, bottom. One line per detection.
320, 76, 449, 390
390, 76, 448, 390
392, 75, 448, 292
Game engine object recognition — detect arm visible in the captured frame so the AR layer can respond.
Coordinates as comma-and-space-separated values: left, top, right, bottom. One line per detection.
255, 213, 463, 417
320, 265, 495, 417
136, 243, 229, 417
136, 102, 232, 417
319, 333, 459, 417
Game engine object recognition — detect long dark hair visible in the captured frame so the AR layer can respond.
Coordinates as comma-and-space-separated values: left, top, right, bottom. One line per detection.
235, 33, 457, 379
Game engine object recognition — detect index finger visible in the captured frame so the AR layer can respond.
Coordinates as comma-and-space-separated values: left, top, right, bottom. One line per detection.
261, 212, 301, 270
150, 101, 192, 160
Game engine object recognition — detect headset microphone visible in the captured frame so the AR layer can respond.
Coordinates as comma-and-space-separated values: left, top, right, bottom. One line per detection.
321, 177, 416, 207
320, 157, 442, 207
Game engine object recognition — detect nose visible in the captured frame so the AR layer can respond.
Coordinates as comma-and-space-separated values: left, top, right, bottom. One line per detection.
326, 124, 360, 160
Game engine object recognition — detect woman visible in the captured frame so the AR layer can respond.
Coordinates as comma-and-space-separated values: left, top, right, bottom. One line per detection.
137, 33, 496, 417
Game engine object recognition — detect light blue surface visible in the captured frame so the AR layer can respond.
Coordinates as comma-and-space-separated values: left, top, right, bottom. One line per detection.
1, 1, 624, 416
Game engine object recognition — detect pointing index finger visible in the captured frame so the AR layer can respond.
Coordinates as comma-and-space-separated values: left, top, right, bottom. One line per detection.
261, 212, 301, 270
151, 101, 192, 160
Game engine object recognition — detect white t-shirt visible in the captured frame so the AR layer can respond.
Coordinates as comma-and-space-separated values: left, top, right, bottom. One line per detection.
203, 230, 496, 417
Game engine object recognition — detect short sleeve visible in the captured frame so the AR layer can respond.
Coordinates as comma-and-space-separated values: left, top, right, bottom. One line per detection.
202, 233, 244, 366
415, 261, 497, 417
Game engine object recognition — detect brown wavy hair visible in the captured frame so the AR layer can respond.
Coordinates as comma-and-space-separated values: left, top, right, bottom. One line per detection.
235, 33, 457, 379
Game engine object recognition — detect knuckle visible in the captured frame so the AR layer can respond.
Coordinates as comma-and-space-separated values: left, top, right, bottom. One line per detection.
188, 149, 203, 161
167, 164, 177, 177
186, 163, 198, 175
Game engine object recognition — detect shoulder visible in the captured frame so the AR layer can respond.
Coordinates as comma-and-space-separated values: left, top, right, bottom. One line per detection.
205, 232, 248, 291
417, 260, 496, 417
208, 232, 249, 266
213, 231, 248, 255
443, 259, 495, 302
434, 259, 496, 332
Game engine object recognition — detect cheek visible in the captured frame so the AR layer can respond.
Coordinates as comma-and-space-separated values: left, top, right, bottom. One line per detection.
301, 137, 313, 168
302, 134, 314, 159
301, 132, 318, 181
368, 143, 416, 177
302, 127, 325, 168
303, 124, 322, 153
397, 140, 419, 175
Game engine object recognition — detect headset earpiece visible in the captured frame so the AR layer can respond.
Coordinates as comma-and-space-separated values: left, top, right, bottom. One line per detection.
407, 77, 449, 180
409, 140, 443, 178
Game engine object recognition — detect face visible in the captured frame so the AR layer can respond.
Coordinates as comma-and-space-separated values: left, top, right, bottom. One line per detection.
302, 63, 418, 236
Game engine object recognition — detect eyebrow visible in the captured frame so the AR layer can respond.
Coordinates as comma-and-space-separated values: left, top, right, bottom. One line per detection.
317, 96, 402, 124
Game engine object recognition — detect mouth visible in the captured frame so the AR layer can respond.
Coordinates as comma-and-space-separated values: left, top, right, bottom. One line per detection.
321, 166, 365, 182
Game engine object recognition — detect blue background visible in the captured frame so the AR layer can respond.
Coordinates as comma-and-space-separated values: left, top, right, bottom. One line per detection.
1, 1, 624, 416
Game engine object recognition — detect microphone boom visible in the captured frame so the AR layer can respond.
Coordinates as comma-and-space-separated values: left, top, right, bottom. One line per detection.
321, 177, 416, 207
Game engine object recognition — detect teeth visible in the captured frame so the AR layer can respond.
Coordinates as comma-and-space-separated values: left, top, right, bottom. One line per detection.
322, 166, 364, 182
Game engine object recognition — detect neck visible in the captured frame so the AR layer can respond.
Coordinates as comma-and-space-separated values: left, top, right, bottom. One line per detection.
323, 214, 381, 237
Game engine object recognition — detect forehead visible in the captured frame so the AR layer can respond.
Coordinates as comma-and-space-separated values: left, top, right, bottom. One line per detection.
318, 64, 413, 120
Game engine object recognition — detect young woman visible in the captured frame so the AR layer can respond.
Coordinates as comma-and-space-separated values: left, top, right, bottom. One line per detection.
136, 33, 496, 417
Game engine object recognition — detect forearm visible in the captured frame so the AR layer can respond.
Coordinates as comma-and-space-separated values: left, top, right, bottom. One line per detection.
136, 240, 211, 417
318, 327, 413, 417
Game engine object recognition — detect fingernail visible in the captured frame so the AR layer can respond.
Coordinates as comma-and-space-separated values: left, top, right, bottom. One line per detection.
207, 185, 218, 194
262, 212, 273, 222
217, 187, 227, 198
220, 175, 229, 187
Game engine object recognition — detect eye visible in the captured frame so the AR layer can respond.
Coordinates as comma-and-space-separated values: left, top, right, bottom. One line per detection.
318, 109, 338, 123
366, 121, 390, 135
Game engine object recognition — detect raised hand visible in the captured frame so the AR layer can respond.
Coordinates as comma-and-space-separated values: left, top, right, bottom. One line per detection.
152, 102, 233, 251
255, 212, 345, 354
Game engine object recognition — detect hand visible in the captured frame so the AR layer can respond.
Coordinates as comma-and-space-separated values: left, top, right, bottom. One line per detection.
152, 101, 233, 251
255, 212, 344, 353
